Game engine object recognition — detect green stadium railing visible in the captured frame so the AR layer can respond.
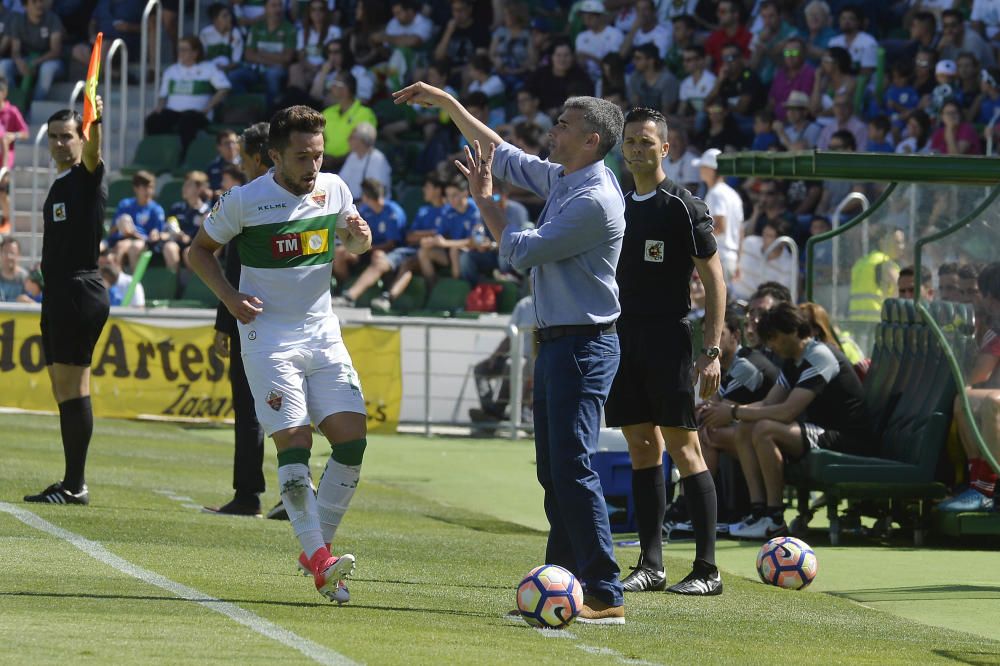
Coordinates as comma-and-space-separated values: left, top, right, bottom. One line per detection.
123, 250, 153, 307
913, 184, 1000, 477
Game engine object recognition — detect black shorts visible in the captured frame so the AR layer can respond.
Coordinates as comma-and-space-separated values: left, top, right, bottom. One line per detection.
605, 318, 697, 430
797, 421, 871, 458
40, 272, 111, 366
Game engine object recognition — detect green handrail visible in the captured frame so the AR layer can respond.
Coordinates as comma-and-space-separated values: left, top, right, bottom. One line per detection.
805, 183, 897, 301
123, 250, 153, 307
914, 184, 1000, 475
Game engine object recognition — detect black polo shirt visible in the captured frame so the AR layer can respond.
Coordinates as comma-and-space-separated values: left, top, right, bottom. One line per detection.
41, 161, 107, 283
617, 178, 717, 321
719, 346, 780, 404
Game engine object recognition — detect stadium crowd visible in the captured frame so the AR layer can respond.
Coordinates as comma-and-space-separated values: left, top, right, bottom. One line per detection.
0, 0, 997, 527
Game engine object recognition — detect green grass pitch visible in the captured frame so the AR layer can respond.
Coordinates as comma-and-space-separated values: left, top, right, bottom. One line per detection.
1, 413, 999, 665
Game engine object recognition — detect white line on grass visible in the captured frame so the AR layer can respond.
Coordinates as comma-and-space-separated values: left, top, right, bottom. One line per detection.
0, 503, 358, 666
502, 613, 662, 664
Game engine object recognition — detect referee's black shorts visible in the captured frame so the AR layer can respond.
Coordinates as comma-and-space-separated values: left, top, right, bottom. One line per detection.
40, 271, 110, 367
605, 317, 697, 430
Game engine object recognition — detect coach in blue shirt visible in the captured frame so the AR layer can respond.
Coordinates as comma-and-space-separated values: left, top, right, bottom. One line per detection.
395, 82, 627, 625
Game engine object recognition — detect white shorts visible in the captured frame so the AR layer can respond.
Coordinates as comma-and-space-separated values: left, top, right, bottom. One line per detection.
242, 341, 366, 437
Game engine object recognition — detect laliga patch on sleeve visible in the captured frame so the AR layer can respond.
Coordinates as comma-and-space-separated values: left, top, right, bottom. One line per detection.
644, 240, 664, 263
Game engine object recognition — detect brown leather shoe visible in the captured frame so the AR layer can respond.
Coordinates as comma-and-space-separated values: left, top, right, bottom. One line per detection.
576, 595, 625, 625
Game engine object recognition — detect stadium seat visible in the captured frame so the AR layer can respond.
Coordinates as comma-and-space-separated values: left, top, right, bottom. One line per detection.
786, 298, 964, 545
175, 131, 218, 175
398, 186, 424, 220
107, 178, 135, 211
122, 135, 183, 175
140, 266, 179, 302
391, 275, 428, 312
181, 272, 218, 308
158, 179, 184, 209
412, 278, 470, 316
219, 93, 266, 125
496, 281, 519, 314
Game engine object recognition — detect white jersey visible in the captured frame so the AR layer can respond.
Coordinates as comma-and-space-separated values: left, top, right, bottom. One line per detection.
202, 170, 356, 352
159, 61, 231, 114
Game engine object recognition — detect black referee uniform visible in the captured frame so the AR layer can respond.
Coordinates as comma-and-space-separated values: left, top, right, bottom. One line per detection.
605, 177, 719, 590
32, 159, 111, 502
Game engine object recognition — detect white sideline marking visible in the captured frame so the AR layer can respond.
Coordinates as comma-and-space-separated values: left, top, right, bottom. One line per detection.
0, 503, 357, 666
503, 613, 661, 664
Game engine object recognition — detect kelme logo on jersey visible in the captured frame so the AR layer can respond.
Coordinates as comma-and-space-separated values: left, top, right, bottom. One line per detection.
271, 229, 329, 258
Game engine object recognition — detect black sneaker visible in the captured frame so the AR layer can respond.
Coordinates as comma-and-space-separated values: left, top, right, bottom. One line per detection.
24, 482, 89, 505
666, 566, 723, 596
202, 497, 262, 517
265, 500, 288, 520
621, 564, 667, 592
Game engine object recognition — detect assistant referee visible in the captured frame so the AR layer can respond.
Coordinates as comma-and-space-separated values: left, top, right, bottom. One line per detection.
606, 108, 726, 596
24, 98, 111, 505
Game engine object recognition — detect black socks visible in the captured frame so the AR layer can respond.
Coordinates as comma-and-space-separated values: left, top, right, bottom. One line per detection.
682, 470, 718, 568
632, 466, 666, 572
59, 396, 94, 494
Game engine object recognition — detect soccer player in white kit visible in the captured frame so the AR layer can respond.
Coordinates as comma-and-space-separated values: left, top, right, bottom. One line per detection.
188, 106, 373, 604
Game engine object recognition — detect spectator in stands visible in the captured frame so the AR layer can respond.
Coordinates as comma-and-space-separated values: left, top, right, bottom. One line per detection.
459, 182, 529, 286
972, 66, 1000, 127
698, 305, 781, 477
383, 58, 456, 144
371, 0, 434, 71
772, 91, 821, 148
73, 0, 144, 74
163, 170, 211, 273
321, 71, 377, 170
731, 217, 796, 302
227, 0, 295, 111
866, 115, 894, 152
678, 45, 717, 126
0, 236, 27, 302
704, 301, 876, 538
0, 170, 9, 236
527, 40, 594, 117
367, 174, 450, 313
575, 1, 624, 83
620, 0, 670, 60
938, 261, 962, 302
897, 264, 934, 300
21, 266, 42, 303
488, 2, 534, 89
913, 47, 940, 102
828, 4, 878, 77
884, 61, 920, 132
626, 43, 679, 112
896, 109, 933, 153
232, 0, 267, 26
707, 42, 766, 131
332, 178, 405, 302
697, 148, 743, 282
664, 125, 701, 192
817, 92, 867, 150
219, 163, 245, 194
338, 122, 392, 202
106, 170, 166, 272
939, 9, 996, 68
97, 248, 145, 307
0, 0, 64, 102
200, 2, 244, 74
504, 88, 553, 133
958, 263, 984, 306
798, 301, 865, 368
749, 1, 799, 86
802, 0, 837, 64
954, 52, 983, 112
145, 37, 231, 158
0, 5, 10, 60
287, 0, 342, 92
665, 14, 697, 78
905, 11, 939, 61
598, 52, 627, 100
972, 0, 1000, 41
931, 98, 983, 154
750, 179, 797, 235
417, 177, 478, 285
433, 0, 490, 72
465, 53, 506, 99
938, 261, 1000, 513
348, 0, 391, 68
206, 129, 240, 196
699, 100, 748, 151
769, 36, 816, 121
704, 0, 751, 69
309, 38, 376, 106
810, 47, 857, 123
0, 76, 28, 168
751, 110, 779, 150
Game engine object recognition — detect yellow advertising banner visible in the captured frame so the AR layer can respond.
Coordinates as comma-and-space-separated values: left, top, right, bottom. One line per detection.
0, 311, 401, 433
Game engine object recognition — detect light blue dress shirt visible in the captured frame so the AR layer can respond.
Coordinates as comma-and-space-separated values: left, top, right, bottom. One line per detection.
491, 142, 625, 328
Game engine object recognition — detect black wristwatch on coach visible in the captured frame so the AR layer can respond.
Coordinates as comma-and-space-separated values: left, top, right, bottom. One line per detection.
702, 346, 721, 360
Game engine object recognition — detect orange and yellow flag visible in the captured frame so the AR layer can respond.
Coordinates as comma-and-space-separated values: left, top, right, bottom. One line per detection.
82, 32, 103, 141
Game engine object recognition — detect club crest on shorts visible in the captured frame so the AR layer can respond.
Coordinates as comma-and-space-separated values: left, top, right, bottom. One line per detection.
310, 188, 327, 207
53, 203, 67, 222
266, 389, 283, 411
644, 240, 664, 262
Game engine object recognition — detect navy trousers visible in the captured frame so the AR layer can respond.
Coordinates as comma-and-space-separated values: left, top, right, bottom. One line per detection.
533, 332, 623, 606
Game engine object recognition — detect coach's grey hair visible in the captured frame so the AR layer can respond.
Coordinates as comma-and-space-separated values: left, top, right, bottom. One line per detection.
563, 96, 625, 160
352, 121, 377, 147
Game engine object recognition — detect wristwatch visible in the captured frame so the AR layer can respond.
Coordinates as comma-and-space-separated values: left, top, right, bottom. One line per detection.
702, 346, 721, 359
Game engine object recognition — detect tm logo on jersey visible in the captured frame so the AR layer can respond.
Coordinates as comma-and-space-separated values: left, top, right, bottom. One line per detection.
272, 229, 329, 258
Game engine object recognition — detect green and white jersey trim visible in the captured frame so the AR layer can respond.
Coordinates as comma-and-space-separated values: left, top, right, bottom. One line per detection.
204, 171, 355, 351
160, 62, 232, 114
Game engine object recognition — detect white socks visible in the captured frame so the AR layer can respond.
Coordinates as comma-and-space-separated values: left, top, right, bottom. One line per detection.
317, 457, 361, 545
277, 462, 326, 559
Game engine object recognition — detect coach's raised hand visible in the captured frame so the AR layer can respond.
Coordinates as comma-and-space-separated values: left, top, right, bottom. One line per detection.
394, 81, 504, 152
392, 81, 449, 108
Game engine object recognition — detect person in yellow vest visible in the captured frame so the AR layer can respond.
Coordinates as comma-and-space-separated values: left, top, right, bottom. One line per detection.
848, 228, 904, 322
321, 71, 377, 172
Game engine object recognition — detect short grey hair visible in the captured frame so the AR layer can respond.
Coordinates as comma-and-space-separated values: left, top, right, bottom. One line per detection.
563, 96, 624, 160
352, 121, 377, 147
